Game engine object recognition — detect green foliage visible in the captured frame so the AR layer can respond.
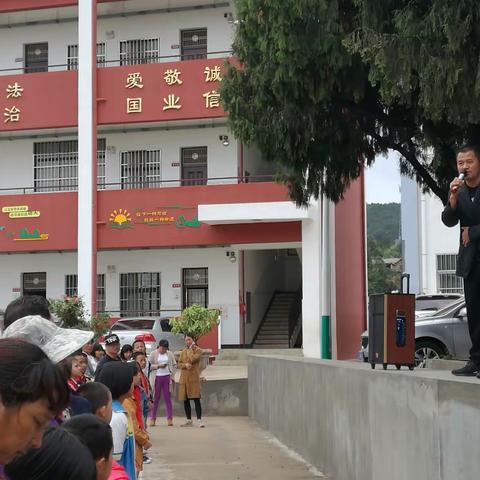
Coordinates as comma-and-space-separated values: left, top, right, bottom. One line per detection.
366, 203, 400, 249
49, 296, 88, 329
222, 0, 480, 205
366, 202, 401, 294
90, 312, 111, 337
169, 305, 220, 342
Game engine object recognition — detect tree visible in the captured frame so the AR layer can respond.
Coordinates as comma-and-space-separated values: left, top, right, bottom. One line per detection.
169, 305, 220, 342
222, 0, 480, 205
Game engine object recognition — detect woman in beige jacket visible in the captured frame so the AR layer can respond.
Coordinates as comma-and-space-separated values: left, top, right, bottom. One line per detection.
148, 339, 176, 426
177, 334, 204, 428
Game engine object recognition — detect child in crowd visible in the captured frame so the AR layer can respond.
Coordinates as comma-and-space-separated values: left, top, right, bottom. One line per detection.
120, 344, 134, 362
132, 339, 149, 378
62, 414, 114, 480
75, 382, 129, 480
133, 351, 152, 428
97, 362, 136, 480
76, 381, 113, 423
61, 355, 85, 393
93, 342, 106, 364
122, 362, 152, 475
5, 427, 96, 480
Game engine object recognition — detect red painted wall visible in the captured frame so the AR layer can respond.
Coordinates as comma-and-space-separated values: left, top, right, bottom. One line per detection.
334, 174, 367, 360
0, 0, 125, 13
97, 183, 301, 250
0, 192, 77, 251
197, 326, 218, 355
0, 71, 78, 132
0, 59, 226, 132
0, 183, 301, 253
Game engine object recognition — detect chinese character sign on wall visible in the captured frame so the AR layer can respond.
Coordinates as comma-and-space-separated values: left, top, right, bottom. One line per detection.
97, 58, 227, 123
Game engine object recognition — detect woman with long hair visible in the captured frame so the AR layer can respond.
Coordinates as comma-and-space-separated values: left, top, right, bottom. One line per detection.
177, 334, 204, 428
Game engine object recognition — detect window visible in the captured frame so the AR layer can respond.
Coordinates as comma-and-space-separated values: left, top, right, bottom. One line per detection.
24, 42, 48, 73
181, 29, 207, 60
436, 254, 464, 294
120, 38, 159, 66
67, 43, 107, 70
120, 149, 161, 189
181, 146, 207, 186
33, 139, 106, 192
65, 274, 106, 312
23, 272, 47, 297
182, 268, 208, 308
120, 273, 161, 317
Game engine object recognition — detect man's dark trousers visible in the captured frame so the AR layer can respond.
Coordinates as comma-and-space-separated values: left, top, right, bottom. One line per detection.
464, 261, 480, 365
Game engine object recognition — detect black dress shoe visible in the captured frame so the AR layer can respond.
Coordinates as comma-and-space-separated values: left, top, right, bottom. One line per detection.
452, 361, 479, 376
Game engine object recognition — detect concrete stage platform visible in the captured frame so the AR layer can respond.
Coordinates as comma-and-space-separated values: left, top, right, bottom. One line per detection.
249, 355, 480, 480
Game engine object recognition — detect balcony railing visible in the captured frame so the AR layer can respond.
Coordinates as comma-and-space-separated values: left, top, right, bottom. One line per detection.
0, 50, 232, 76
0, 175, 277, 195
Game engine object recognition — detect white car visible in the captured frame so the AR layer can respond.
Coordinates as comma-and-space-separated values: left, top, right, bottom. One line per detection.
102, 316, 185, 355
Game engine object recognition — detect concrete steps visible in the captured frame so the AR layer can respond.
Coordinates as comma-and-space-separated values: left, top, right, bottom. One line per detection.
252, 292, 297, 349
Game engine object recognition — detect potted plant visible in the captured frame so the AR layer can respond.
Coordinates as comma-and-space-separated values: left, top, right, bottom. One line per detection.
169, 304, 220, 371
90, 312, 112, 337
49, 295, 88, 329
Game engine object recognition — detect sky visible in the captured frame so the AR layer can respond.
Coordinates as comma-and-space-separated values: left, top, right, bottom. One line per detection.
365, 151, 401, 204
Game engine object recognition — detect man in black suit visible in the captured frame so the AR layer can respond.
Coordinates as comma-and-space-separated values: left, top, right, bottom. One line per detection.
442, 145, 480, 376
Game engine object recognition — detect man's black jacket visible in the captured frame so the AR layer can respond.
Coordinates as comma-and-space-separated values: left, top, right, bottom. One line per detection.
442, 185, 480, 278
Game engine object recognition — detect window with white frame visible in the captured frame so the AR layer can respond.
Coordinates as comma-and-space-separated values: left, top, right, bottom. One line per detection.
436, 254, 464, 293
67, 43, 106, 70
65, 274, 106, 312
120, 272, 161, 316
119, 38, 159, 66
33, 139, 106, 192
120, 149, 161, 189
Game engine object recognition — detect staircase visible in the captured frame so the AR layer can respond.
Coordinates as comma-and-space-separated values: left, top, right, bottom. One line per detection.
253, 291, 297, 348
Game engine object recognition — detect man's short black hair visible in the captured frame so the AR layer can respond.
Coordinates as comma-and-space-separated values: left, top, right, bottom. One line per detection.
158, 339, 169, 349
62, 414, 113, 461
457, 144, 480, 161
3, 295, 51, 329
76, 382, 112, 413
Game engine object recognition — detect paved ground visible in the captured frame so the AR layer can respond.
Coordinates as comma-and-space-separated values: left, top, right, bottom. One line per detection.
141, 416, 327, 479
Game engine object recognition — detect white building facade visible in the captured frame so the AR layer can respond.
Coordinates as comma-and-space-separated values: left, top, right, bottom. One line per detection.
401, 176, 462, 295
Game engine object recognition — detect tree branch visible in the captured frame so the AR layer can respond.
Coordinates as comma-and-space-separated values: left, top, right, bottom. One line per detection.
369, 132, 448, 204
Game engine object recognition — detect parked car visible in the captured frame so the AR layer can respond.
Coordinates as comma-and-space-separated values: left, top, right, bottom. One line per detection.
359, 297, 468, 368
415, 294, 463, 318
104, 317, 185, 355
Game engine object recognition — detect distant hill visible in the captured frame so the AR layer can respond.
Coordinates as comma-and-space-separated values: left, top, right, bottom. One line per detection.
366, 203, 401, 294
366, 203, 400, 249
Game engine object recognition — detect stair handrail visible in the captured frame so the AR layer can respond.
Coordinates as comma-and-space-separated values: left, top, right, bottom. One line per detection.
250, 290, 279, 347
288, 288, 302, 343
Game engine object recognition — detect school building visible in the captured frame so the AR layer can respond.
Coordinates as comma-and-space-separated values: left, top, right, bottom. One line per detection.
0, 0, 366, 359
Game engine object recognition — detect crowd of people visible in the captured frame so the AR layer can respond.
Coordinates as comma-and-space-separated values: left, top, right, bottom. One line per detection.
0, 295, 206, 480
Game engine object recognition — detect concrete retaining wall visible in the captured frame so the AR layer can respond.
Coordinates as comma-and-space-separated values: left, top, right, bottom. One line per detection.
248, 355, 480, 480
154, 378, 248, 419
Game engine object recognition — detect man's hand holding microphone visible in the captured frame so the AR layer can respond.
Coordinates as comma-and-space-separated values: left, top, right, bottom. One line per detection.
449, 171, 466, 210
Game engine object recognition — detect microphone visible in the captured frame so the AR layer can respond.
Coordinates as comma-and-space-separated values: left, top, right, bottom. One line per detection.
451, 171, 466, 193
